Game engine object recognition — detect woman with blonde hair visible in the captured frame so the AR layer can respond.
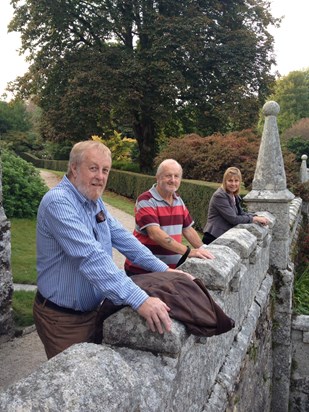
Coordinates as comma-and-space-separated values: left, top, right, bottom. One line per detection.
202, 167, 269, 244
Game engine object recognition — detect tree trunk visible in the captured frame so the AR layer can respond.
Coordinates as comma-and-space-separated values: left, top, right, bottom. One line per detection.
133, 116, 156, 174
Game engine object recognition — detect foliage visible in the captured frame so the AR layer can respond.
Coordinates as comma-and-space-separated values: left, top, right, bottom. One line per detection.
265, 69, 309, 134
112, 161, 140, 173
285, 137, 309, 161
1, 150, 48, 218
155, 130, 300, 190
0, 99, 42, 153
293, 218, 309, 315
294, 266, 309, 315
292, 182, 309, 203
9, 0, 278, 172
282, 118, 309, 141
155, 130, 259, 188
92, 132, 138, 163
281, 118, 309, 160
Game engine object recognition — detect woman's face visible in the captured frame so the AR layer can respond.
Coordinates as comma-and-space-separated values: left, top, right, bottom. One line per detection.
225, 175, 240, 194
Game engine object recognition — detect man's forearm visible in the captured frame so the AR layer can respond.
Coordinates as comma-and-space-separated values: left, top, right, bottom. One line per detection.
182, 227, 203, 248
147, 227, 187, 254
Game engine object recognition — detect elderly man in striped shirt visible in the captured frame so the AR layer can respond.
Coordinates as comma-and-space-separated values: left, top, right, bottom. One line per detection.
125, 159, 214, 276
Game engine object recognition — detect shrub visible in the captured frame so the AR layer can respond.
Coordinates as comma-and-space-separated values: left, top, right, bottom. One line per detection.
92, 132, 138, 163
282, 118, 309, 142
1, 150, 48, 218
155, 130, 260, 188
285, 137, 309, 161
293, 216, 309, 315
292, 181, 309, 203
155, 130, 300, 190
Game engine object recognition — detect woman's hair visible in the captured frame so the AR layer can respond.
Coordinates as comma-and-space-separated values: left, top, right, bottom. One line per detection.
67, 140, 111, 176
222, 167, 242, 195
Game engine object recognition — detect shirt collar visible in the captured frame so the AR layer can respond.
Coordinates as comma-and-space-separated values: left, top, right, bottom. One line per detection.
149, 183, 178, 202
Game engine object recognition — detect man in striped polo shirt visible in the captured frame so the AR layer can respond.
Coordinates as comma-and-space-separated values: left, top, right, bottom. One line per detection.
125, 159, 214, 275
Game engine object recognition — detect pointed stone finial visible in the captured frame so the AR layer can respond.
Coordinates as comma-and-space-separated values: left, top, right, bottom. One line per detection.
245, 101, 294, 201
253, 101, 285, 191
300, 154, 308, 183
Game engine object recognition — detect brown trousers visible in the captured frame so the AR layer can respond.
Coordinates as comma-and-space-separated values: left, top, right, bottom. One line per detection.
33, 298, 110, 359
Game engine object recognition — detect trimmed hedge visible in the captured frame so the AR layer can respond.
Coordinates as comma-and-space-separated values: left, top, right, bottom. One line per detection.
18, 152, 68, 172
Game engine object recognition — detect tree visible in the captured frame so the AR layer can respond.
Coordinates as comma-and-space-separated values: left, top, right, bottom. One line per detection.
282, 118, 309, 160
0, 99, 38, 152
267, 69, 309, 134
9, 0, 278, 172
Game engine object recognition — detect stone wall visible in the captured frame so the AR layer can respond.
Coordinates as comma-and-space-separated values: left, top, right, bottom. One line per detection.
289, 154, 309, 411
290, 315, 309, 411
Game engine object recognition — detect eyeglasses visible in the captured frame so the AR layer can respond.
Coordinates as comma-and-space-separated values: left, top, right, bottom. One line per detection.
95, 210, 106, 223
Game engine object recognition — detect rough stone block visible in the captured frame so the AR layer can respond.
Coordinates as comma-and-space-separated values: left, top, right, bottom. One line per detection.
103, 307, 188, 357
292, 315, 309, 331
181, 245, 241, 291
0, 344, 142, 411
237, 221, 269, 243
213, 228, 257, 259
270, 239, 290, 268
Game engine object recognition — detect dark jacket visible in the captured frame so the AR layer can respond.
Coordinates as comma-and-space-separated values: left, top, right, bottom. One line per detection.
99, 272, 235, 338
203, 187, 254, 239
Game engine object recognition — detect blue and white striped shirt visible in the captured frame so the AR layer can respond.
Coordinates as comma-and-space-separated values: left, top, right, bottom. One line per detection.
36, 176, 168, 311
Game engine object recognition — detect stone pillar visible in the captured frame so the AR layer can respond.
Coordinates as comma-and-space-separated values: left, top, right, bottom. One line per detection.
244, 101, 294, 412
300, 154, 308, 183
0, 160, 14, 342
244, 101, 294, 269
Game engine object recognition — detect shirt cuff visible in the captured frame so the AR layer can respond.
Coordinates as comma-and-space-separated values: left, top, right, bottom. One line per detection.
126, 287, 149, 310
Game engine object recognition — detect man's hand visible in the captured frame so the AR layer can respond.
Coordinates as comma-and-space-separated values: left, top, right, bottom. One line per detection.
137, 297, 172, 334
167, 268, 195, 281
189, 247, 215, 260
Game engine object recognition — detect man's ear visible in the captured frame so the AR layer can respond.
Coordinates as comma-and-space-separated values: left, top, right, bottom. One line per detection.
71, 163, 78, 178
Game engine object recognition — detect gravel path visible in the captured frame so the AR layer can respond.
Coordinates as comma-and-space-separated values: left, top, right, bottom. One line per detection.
0, 170, 135, 392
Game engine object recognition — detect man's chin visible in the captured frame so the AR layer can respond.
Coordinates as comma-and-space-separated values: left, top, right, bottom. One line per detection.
84, 189, 104, 201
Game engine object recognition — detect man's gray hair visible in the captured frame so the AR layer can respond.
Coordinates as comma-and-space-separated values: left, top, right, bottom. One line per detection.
67, 140, 111, 176
156, 159, 183, 177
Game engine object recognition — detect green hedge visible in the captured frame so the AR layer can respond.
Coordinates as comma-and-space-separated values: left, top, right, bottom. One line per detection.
18, 152, 68, 172
107, 169, 218, 231
20, 153, 218, 231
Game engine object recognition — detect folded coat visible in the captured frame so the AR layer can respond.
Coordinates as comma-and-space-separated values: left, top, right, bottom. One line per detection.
100, 271, 235, 338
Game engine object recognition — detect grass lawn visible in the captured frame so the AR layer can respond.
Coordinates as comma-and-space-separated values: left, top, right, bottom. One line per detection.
11, 218, 37, 284
12, 290, 36, 328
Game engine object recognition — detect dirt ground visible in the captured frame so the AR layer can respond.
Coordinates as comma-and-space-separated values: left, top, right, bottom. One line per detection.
40, 169, 62, 188
0, 171, 135, 392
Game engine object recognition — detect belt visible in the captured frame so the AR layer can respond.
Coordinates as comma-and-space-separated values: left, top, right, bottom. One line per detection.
36, 290, 89, 315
